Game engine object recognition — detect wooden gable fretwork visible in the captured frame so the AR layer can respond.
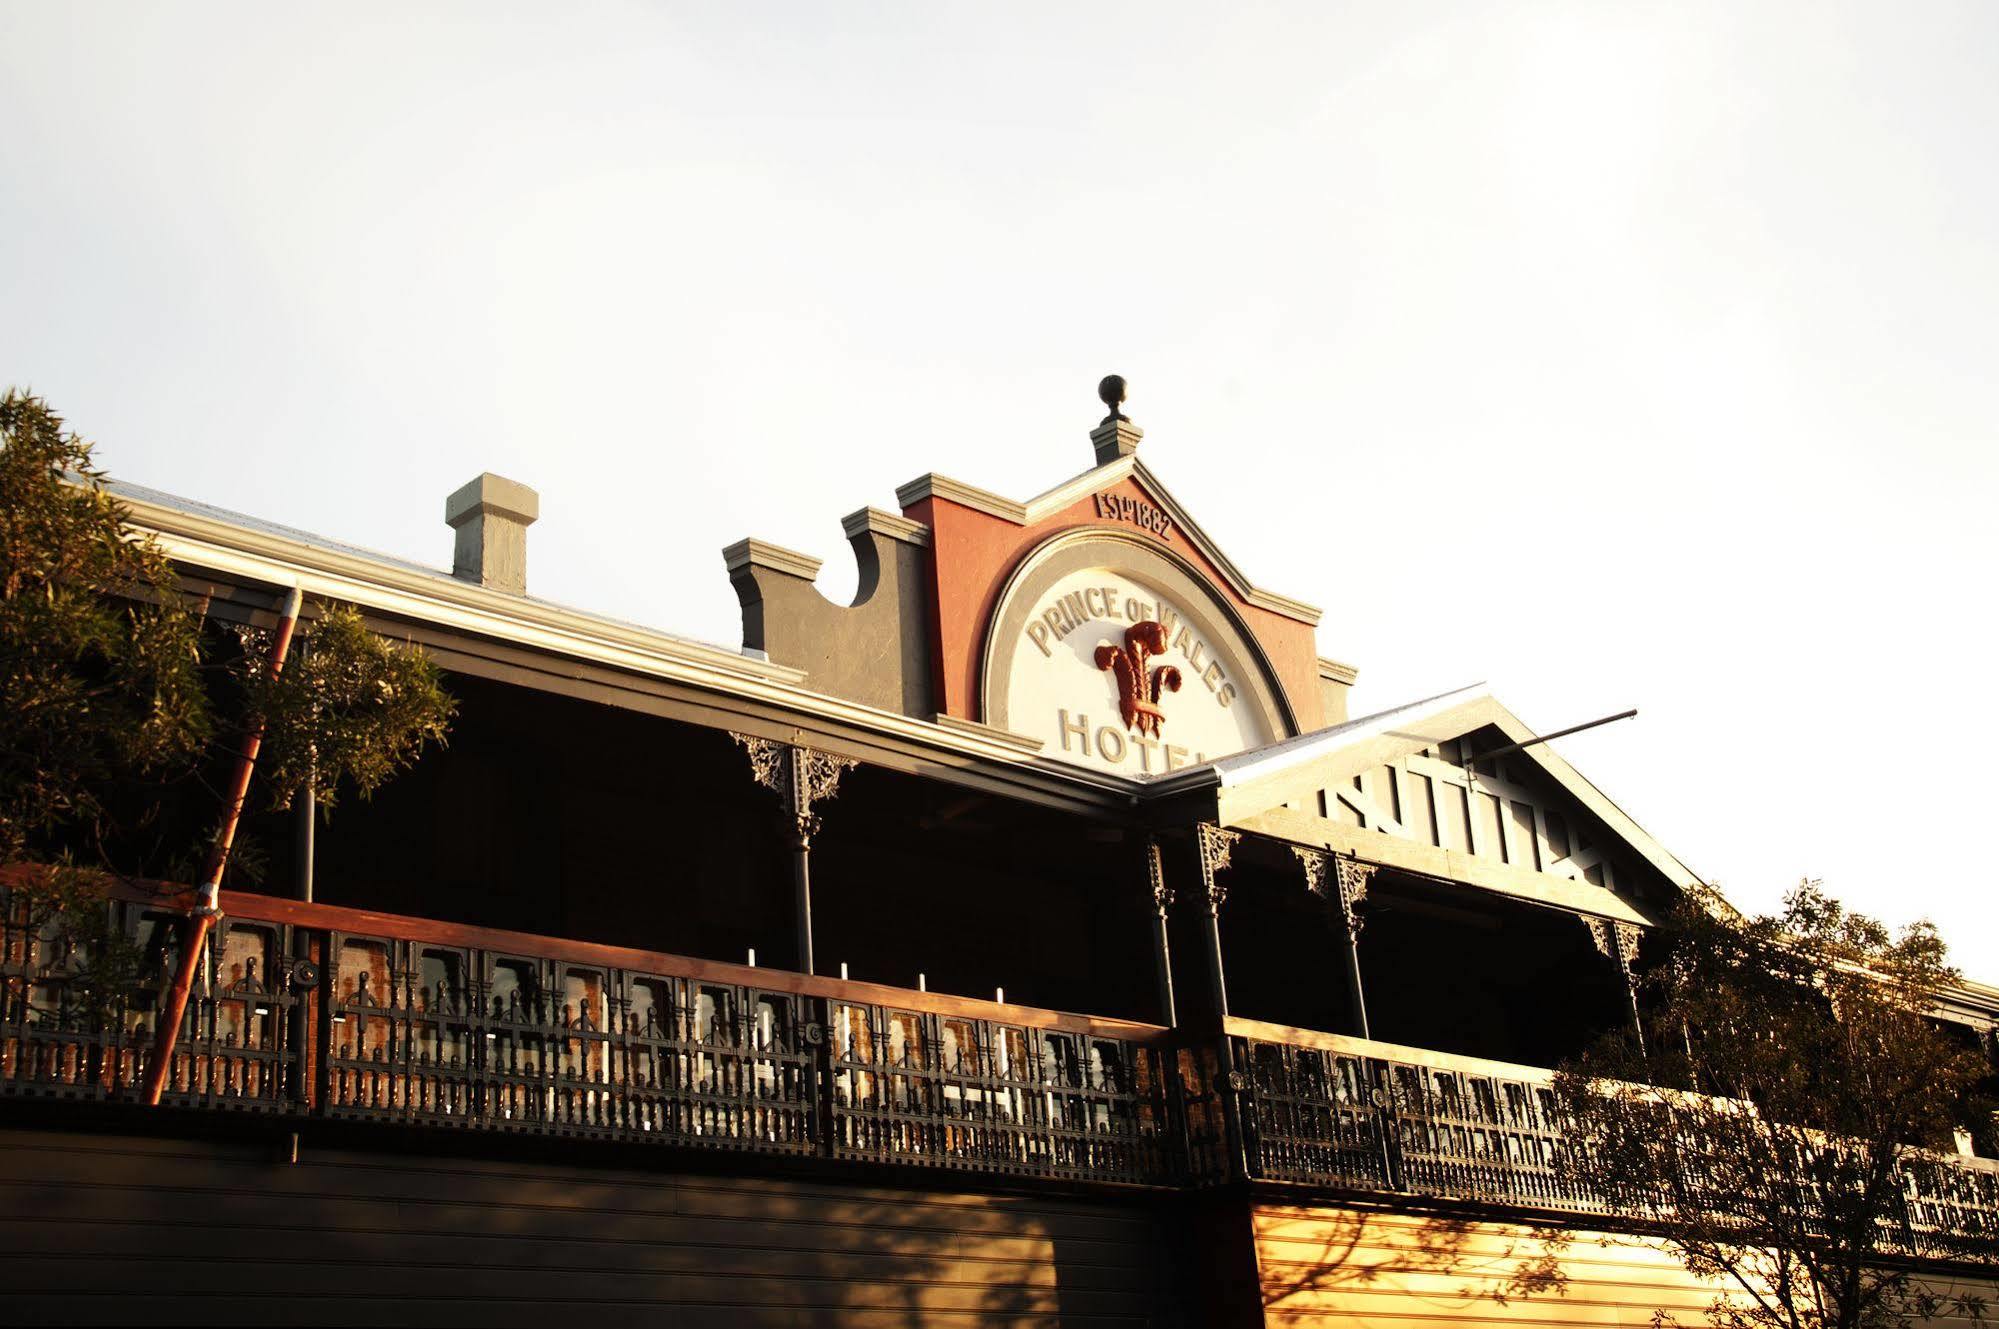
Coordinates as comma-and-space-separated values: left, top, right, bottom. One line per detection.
1159, 691, 1698, 931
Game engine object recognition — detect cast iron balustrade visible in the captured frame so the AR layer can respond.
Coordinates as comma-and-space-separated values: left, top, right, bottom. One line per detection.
1213, 1018, 1999, 1264
4, 879, 1999, 1264
1240, 1037, 1392, 1191
1217, 1023, 1589, 1209
0, 890, 301, 1111
827, 1001, 1167, 1183
1174, 1042, 1235, 1181
1901, 1155, 1999, 1264
1383, 1057, 1596, 1213
322, 933, 818, 1153
0, 883, 1174, 1186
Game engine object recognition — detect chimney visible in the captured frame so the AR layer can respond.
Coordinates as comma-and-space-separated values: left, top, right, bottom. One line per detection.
445, 473, 539, 594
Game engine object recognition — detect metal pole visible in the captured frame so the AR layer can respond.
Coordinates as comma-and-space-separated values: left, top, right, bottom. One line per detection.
143, 586, 304, 1106
1144, 839, 1177, 1028
1194, 827, 1237, 1022
792, 831, 815, 977
1464, 709, 1637, 772
1324, 855, 1378, 1042
1625, 978, 1648, 1057
730, 736, 853, 982
290, 762, 316, 1109
1589, 917, 1650, 1057
788, 746, 816, 977
295, 777, 315, 904
1343, 924, 1371, 1041
1201, 910, 1229, 1019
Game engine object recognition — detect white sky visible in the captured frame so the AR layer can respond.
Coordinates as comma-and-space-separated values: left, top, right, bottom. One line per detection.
4, 3, 1995, 978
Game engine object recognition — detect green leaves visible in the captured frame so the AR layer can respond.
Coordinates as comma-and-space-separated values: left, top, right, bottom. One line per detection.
0, 391, 211, 863
243, 603, 456, 813
1554, 882, 1992, 1329
2, 860, 147, 1026
3, 388, 454, 870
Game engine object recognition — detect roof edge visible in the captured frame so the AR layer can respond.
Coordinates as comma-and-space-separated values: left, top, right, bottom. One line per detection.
893, 456, 1321, 627
110, 481, 1170, 806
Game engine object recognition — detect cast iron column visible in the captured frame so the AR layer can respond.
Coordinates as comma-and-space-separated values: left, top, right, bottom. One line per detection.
294, 778, 315, 903
1195, 824, 1239, 1020
732, 735, 856, 976
1144, 837, 1177, 1027
1296, 848, 1374, 1041
290, 763, 317, 1111
1586, 915, 1647, 1055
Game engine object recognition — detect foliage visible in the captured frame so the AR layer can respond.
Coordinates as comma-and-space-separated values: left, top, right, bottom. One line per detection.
0, 392, 210, 865
244, 603, 455, 813
3, 862, 146, 1024
1553, 881, 1992, 1329
1, 390, 454, 974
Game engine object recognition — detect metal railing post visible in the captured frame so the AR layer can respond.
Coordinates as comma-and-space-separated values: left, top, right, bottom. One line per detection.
1218, 1034, 1256, 1182
1371, 1059, 1404, 1192
810, 994, 835, 1159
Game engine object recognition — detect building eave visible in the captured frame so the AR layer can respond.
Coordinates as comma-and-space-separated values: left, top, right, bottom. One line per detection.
112, 481, 1149, 814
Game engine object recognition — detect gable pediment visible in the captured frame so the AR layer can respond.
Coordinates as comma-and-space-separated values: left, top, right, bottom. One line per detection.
1180, 690, 1702, 926
892, 445, 1339, 740
896, 456, 1322, 627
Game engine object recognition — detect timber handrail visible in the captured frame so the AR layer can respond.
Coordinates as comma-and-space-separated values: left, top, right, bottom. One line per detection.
218, 888, 1172, 1045
0, 867, 1170, 1045
1224, 1015, 1561, 1086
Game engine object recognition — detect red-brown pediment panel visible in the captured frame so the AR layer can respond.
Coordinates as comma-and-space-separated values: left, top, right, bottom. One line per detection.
903, 469, 1324, 736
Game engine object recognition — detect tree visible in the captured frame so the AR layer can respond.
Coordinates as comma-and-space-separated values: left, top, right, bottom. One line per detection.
1, 390, 454, 947
0, 391, 210, 868
1552, 881, 1992, 1329
238, 600, 454, 815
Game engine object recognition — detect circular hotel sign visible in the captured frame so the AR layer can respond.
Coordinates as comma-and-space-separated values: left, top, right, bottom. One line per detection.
982, 533, 1290, 777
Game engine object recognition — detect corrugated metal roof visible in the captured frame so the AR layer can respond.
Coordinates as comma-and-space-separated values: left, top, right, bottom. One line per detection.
106, 477, 761, 662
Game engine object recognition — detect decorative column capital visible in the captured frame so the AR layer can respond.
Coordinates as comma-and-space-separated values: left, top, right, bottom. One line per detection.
731, 734, 856, 844
732, 733, 789, 792
1302, 851, 1374, 938
1195, 824, 1240, 911
1584, 916, 1643, 977
794, 746, 856, 809
1196, 823, 1239, 876
1292, 846, 1329, 896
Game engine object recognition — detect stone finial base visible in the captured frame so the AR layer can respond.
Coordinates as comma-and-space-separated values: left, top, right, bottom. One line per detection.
1090, 418, 1144, 466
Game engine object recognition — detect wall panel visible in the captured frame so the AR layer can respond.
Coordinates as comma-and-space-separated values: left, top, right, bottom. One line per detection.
0, 1127, 1177, 1327
1256, 1202, 1998, 1328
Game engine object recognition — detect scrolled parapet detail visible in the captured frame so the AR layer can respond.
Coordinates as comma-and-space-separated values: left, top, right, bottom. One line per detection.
721, 513, 935, 718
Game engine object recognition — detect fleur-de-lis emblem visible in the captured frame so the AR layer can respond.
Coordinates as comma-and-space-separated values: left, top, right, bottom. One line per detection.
1095, 621, 1183, 737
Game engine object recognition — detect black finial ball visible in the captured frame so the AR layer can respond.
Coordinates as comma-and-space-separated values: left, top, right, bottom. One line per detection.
1098, 375, 1127, 411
